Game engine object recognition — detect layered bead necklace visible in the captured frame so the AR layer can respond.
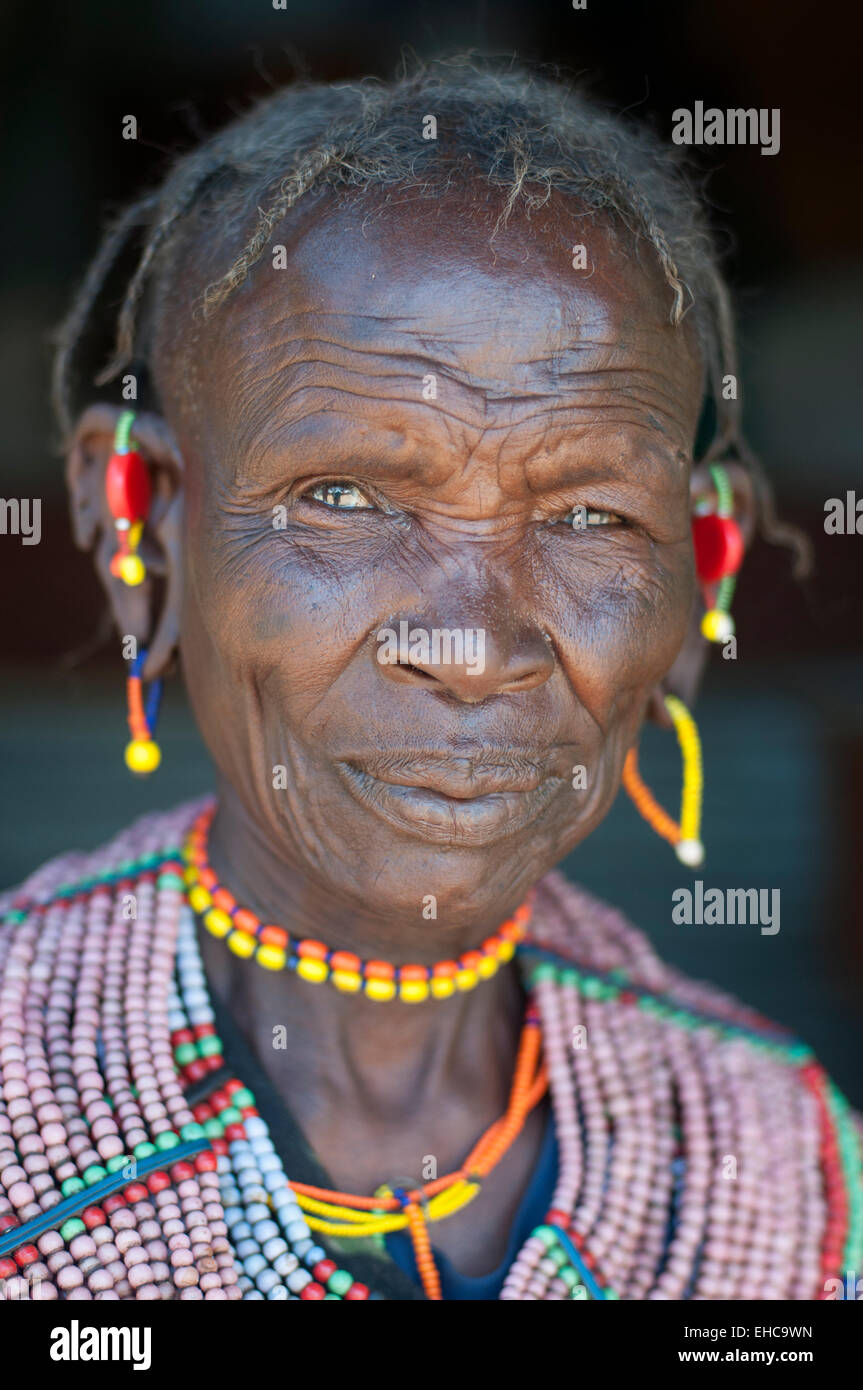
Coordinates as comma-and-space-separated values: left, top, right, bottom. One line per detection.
1, 797, 861, 1301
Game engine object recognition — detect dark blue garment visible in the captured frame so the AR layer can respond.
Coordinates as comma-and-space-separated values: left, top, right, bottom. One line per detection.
383, 1109, 559, 1300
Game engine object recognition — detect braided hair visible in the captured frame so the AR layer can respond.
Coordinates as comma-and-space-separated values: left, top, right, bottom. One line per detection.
52, 52, 810, 573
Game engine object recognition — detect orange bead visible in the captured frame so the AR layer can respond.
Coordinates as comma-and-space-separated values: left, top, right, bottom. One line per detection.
297, 938, 328, 961
199, 868, 218, 891
459, 950, 482, 971
212, 887, 236, 913
260, 924, 288, 948
400, 964, 429, 982
330, 950, 361, 973
431, 960, 458, 978
364, 960, 395, 980
233, 907, 260, 934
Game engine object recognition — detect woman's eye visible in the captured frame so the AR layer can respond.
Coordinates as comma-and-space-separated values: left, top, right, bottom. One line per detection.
560, 506, 625, 528
306, 482, 375, 510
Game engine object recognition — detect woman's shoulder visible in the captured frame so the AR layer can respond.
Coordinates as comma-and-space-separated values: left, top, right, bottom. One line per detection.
0, 797, 209, 918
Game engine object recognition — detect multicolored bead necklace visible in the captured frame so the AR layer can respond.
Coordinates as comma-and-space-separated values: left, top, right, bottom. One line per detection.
183, 805, 528, 1000
1, 797, 861, 1301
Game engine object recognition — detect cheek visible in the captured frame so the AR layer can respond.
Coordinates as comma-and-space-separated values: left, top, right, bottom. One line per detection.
538, 533, 694, 708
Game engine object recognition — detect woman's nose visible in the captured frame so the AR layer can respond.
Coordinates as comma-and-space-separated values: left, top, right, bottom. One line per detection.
374, 618, 554, 703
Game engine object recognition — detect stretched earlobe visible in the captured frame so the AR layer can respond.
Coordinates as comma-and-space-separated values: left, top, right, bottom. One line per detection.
65, 403, 184, 681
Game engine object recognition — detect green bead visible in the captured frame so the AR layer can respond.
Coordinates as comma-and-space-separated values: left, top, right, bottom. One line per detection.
203, 1118, 223, 1138
529, 963, 556, 984
61, 1177, 85, 1197
581, 977, 604, 999
604, 1287, 620, 1299
327, 1269, 353, 1296
174, 1042, 197, 1066
155, 1131, 180, 1151
134, 1142, 157, 1159
180, 1122, 205, 1142
83, 1164, 108, 1185
3, 909, 26, 924
550, 1246, 568, 1269
230, 1087, 254, 1108
323, 1293, 340, 1300
158, 872, 185, 890
106, 1155, 129, 1173
559, 1266, 580, 1288
532, 1224, 558, 1250
60, 1218, 87, 1241
198, 1036, 222, 1059
559, 968, 581, 989
219, 1106, 242, 1125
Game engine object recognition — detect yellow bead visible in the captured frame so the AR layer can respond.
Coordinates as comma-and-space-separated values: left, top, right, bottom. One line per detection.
200, 906, 230, 937
256, 944, 287, 971
497, 939, 516, 963
455, 968, 478, 992
477, 955, 498, 979
124, 738, 161, 773
332, 970, 362, 993
700, 608, 734, 642
399, 979, 430, 1003
227, 929, 256, 958
430, 976, 455, 1000
297, 957, 329, 984
183, 865, 197, 884
119, 553, 146, 586
364, 977, 396, 1002
188, 885, 213, 915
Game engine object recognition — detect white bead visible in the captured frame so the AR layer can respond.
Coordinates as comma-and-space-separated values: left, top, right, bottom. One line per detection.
675, 839, 705, 867
286, 1268, 312, 1293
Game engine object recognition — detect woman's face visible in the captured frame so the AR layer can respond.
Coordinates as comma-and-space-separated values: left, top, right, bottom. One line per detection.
156, 189, 703, 929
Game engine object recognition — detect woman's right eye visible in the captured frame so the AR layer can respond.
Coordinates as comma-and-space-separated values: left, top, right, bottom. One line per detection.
305, 482, 376, 510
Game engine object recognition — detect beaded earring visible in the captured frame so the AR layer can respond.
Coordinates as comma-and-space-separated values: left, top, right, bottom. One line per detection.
622, 693, 704, 867
106, 409, 151, 587
692, 462, 743, 642
125, 647, 163, 774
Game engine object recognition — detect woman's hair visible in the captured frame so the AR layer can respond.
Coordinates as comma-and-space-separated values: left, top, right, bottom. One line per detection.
52, 51, 809, 571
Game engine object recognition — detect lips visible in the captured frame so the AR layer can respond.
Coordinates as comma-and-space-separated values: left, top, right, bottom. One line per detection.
336, 754, 566, 847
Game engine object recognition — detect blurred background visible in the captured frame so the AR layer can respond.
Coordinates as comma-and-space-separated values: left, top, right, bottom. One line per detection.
1, 0, 861, 1094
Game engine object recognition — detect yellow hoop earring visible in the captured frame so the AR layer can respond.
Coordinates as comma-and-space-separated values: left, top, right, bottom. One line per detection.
622, 694, 704, 867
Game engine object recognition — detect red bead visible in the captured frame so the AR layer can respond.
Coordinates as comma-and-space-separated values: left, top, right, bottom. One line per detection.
344, 1282, 370, 1300
0, 1215, 19, 1234
192, 1102, 214, 1123
146, 1171, 171, 1194
184, 1060, 208, 1083
82, 1206, 106, 1229
692, 513, 743, 584
105, 448, 151, 522
224, 1079, 245, 1096
171, 1029, 194, 1047
223, 1123, 245, 1142
210, 1138, 229, 1157
300, 1281, 327, 1299
313, 1259, 337, 1282
194, 1151, 218, 1173
239, 1106, 258, 1119
205, 1053, 224, 1072
170, 1162, 195, 1183
210, 1090, 229, 1111
103, 1194, 127, 1214
15, 1245, 38, 1267
124, 1183, 149, 1204
0, 1258, 17, 1279
193, 1023, 216, 1039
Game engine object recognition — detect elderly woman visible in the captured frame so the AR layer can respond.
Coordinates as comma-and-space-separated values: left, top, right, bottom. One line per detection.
1, 58, 860, 1304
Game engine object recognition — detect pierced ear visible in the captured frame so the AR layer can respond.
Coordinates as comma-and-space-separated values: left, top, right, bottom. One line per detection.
645, 457, 757, 730
65, 404, 184, 681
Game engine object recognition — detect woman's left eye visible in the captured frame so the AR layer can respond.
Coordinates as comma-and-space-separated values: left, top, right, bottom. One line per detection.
560, 506, 625, 528
305, 482, 376, 510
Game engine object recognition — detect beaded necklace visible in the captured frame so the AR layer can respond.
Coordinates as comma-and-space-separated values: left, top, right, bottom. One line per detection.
1, 798, 861, 1301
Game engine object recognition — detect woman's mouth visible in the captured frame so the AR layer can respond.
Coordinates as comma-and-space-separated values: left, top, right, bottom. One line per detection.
335, 755, 566, 847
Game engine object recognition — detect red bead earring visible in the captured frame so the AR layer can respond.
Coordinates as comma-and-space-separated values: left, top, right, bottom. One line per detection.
106, 410, 150, 586
692, 463, 743, 642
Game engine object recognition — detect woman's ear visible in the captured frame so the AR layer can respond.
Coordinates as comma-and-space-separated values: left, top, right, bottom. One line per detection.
645, 459, 757, 730
65, 403, 184, 682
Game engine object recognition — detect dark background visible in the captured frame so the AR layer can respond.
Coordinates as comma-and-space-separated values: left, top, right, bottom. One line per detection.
2, 1, 862, 1093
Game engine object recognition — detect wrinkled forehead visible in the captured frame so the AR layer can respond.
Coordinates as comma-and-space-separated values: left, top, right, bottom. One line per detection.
154, 186, 703, 441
